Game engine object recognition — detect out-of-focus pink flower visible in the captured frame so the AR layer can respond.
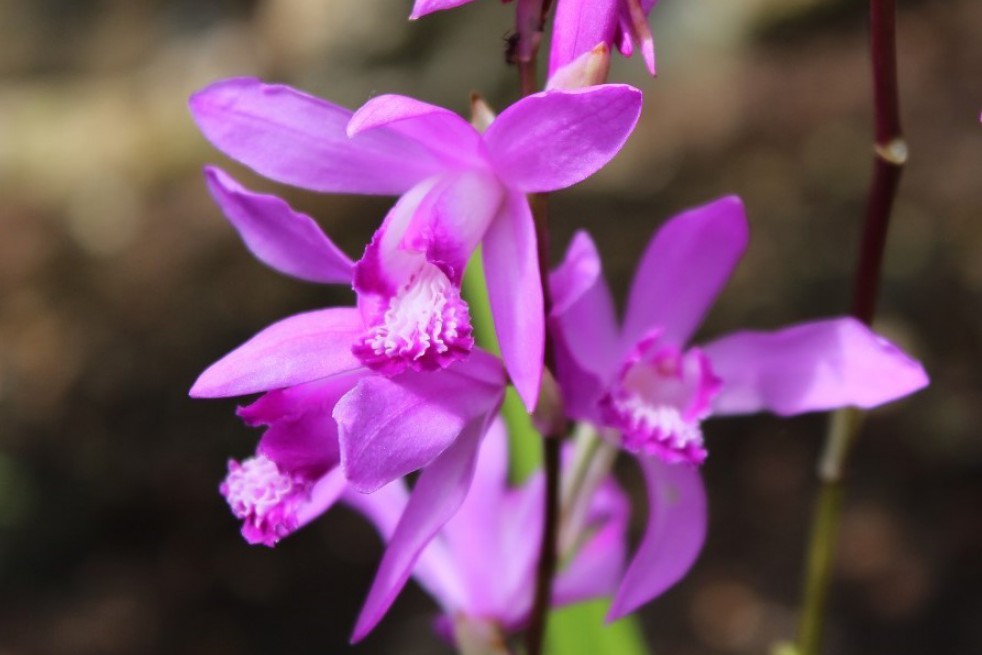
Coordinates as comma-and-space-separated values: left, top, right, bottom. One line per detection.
190, 78, 641, 410
345, 419, 630, 642
549, 196, 929, 618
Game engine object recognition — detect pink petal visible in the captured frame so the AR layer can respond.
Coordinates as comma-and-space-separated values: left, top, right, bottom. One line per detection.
203, 167, 353, 284
483, 85, 643, 193
189, 78, 445, 195
335, 351, 505, 493
240, 373, 365, 476
348, 95, 484, 171
549, 231, 621, 421
483, 190, 544, 410
189, 308, 365, 398
350, 414, 489, 642
608, 457, 706, 620
703, 317, 929, 416
548, 0, 621, 76
622, 196, 749, 350
410, 0, 477, 19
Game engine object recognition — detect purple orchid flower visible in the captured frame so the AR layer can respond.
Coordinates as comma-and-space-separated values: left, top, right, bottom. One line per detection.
409, 0, 657, 78
344, 418, 629, 642
189, 78, 642, 409
192, 169, 507, 618
549, 195, 929, 618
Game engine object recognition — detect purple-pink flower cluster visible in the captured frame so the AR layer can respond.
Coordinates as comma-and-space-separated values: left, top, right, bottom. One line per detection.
187, 1, 929, 651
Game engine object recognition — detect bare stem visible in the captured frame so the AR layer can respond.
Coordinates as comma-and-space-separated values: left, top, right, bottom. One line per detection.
795, 2, 906, 653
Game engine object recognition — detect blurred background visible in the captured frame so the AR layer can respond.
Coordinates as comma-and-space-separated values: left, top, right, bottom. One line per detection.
1, 0, 980, 653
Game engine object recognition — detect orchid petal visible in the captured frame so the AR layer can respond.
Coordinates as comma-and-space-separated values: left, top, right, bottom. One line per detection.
348, 94, 484, 171
294, 468, 349, 531
350, 414, 488, 642
548, 0, 621, 76
203, 167, 353, 284
189, 78, 443, 194
410, 0, 476, 19
703, 317, 929, 416
335, 351, 505, 493
550, 231, 621, 421
608, 457, 706, 620
239, 373, 364, 476
189, 308, 365, 398
483, 190, 543, 410
484, 85, 643, 193
622, 196, 749, 350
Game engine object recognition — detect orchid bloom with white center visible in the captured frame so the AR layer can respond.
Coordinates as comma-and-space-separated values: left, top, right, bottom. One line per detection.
189, 78, 642, 410
549, 195, 929, 618
191, 170, 508, 622
344, 419, 630, 642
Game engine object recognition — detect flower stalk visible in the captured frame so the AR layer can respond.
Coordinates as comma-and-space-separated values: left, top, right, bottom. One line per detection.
795, 1, 906, 653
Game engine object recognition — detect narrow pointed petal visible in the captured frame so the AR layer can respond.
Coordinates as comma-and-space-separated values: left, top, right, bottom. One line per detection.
621, 0, 657, 75
548, 0, 621, 76
350, 415, 488, 642
410, 0, 477, 19
348, 95, 484, 170
483, 191, 543, 410
335, 351, 505, 493
622, 196, 749, 349
703, 317, 929, 416
483, 85, 642, 193
189, 308, 365, 398
204, 167, 353, 284
550, 231, 621, 421
189, 78, 444, 194
608, 458, 706, 620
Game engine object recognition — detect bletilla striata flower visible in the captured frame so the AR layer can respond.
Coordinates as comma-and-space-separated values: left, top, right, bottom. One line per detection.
192, 169, 506, 601
190, 78, 641, 410
344, 419, 630, 642
549, 195, 929, 617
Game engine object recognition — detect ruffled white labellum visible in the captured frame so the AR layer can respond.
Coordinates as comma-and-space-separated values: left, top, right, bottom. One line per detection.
354, 263, 474, 375
220, 454, 311, 547
601, 336, 721, 465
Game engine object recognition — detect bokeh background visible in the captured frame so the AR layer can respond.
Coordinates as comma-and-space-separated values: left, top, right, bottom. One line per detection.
1, 0, 980, 653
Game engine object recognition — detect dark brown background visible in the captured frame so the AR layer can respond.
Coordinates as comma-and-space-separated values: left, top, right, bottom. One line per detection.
1, 0, 980, 653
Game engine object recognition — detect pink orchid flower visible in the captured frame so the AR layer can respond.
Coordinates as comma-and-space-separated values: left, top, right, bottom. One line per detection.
410, 0, 658, 78
192, 170, 506, 617
549, 195, 929, 618
345, 418, 629, 642
190, 78, 642, 410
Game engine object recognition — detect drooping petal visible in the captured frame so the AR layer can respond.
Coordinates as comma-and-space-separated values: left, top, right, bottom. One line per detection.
203, 167, 353, 284
703, 317, 929, 416
238, 372, 365, 477
410, 0, 477, 19
548, 0, 621, 77
483, 85, 643, 193
619, 0, 656, 75
622, 196, 749, 350
335, 351, 505, 493
350, 414, 489, 642
608, 457, 707, 620
189, 78, 445, 195
483, 190, 543, 410
348, 95, 485, 171
189, 308, 365, 398
550, 231, 621, 421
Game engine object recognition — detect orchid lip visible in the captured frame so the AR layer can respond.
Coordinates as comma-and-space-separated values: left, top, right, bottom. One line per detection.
601, 333, 721, 465
220, 454, 311, 547
353, 263, 475, 375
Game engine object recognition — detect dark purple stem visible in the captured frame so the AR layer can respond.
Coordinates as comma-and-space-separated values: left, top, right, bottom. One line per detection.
797, 2, 906, 653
